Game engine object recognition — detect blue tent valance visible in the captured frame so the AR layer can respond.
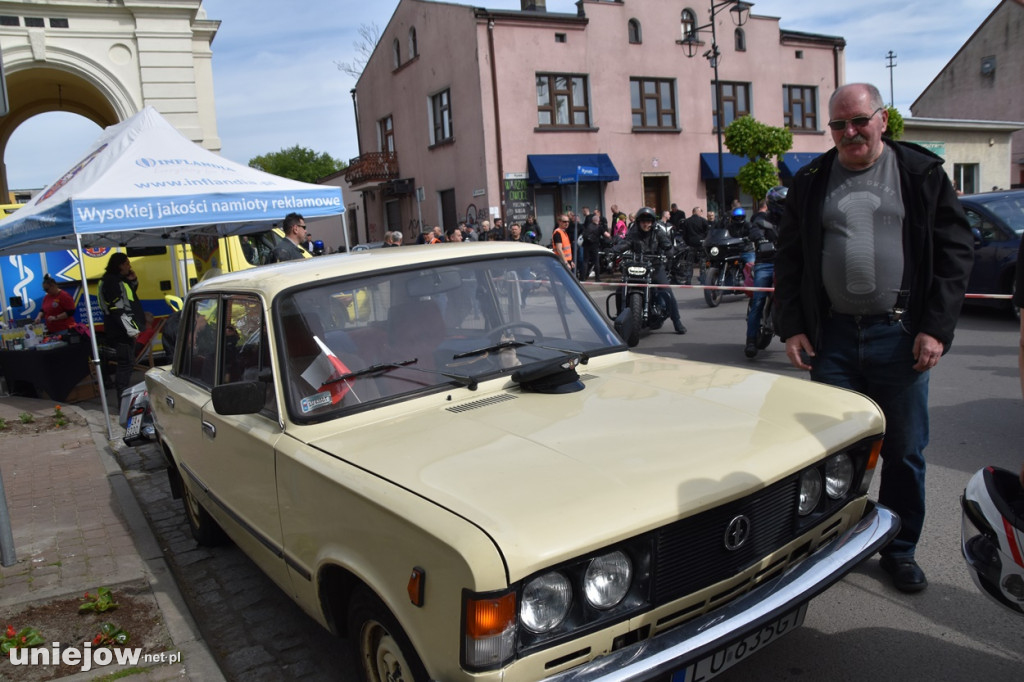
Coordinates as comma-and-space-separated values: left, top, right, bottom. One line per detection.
527, 154, 619, 185
699, 153, 747, 179
779, 152, 821, 178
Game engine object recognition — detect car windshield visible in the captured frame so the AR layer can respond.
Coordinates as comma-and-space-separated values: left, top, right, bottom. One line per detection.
274, 253, 621, 422
976, 193, 1024, 235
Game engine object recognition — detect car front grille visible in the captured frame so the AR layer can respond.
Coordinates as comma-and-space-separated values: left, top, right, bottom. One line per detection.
651, 476, 799, 604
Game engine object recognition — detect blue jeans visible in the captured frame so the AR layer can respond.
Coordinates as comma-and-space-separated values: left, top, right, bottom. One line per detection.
809, 313, 929, 560
745, 262, 774, 340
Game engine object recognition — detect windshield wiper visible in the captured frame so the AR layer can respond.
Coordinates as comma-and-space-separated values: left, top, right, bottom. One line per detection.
322, 359, 418, 386
323, 358, 479, 391
454, 339, 590, 366
452, 339, 533, 360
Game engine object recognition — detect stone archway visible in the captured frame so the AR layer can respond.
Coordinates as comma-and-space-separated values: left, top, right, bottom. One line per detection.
0, 0, 220, 198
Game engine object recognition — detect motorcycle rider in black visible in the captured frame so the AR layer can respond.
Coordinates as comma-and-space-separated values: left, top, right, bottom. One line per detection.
613, 207, 687, 334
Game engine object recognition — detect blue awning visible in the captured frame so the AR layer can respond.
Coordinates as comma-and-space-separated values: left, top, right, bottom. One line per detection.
527, 154, 619, 185
699, 153, 748, 179
779, 152, 821, 178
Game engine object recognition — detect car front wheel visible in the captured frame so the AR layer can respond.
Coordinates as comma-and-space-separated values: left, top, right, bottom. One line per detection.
349, 587, 428, 682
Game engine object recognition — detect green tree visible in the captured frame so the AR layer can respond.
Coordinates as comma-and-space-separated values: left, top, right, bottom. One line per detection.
723, 116, 794, 201
884, 106, 904, 140
249, 146, 346, 183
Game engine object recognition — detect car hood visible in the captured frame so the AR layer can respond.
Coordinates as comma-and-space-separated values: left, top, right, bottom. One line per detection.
305, 354, 883, 580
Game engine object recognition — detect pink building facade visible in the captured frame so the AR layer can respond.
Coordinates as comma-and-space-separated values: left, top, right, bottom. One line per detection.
346, 0, 845, 242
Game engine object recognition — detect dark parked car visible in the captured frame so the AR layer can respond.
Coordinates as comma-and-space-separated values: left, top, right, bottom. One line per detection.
959, 189, 1024, 317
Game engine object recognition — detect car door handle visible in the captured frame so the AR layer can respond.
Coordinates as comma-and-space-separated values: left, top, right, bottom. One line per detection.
165, 395, 175, 408
202, 421, 216, 438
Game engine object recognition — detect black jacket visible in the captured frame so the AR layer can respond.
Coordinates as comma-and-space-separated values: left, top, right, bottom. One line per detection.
613, 224, 673, 256
774, 138, 974, 351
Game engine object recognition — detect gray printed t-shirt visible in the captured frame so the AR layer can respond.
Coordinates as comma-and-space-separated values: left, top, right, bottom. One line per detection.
821, 146, 905, 315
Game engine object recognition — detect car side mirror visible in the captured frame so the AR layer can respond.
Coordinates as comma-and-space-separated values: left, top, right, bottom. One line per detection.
212, 380, 266, 415
970, 227, 984, 246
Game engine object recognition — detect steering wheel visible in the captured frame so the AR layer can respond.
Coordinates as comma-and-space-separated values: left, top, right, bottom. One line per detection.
489, 321, 543, 342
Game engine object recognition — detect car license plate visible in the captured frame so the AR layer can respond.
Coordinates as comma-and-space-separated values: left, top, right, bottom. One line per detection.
124, 413, 142, 441
672, 603, 807, 682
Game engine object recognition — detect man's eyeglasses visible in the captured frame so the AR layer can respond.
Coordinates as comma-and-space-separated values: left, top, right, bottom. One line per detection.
827, 107, 883, 131
558, 219, 569, 224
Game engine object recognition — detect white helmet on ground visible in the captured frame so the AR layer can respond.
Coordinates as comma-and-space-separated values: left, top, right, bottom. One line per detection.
961, 466, 1024, 616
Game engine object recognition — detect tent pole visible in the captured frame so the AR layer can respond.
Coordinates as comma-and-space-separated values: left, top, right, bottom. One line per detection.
341, 211, 351, 252
76, 233, 113, 439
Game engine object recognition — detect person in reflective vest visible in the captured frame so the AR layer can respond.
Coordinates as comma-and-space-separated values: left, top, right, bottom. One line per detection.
551, 214, 574, 273
99, 252, 144, 398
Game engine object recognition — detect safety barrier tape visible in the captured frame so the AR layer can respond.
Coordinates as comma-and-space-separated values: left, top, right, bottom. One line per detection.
575, 280, 1014, 300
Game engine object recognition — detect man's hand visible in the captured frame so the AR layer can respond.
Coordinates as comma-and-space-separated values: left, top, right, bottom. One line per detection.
784, 333, 815, 370
912, 332, 944, 372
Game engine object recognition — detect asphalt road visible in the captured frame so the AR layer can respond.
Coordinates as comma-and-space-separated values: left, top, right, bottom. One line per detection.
117, 283, 1024, 681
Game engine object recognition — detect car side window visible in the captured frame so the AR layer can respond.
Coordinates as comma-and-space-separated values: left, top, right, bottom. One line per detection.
221, 295, 277, 416
965, 208, 998, 242
178, 297, 219, 389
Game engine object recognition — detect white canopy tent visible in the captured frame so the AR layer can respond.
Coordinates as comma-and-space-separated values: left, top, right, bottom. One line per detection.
0, 106, 346, 432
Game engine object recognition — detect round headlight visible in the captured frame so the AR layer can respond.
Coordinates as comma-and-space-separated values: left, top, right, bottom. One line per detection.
709, 246, 720, 257
825, 453, 854, 499
520, 572, 572, 633
584, 551, 633, 609
798, 468, 822, 516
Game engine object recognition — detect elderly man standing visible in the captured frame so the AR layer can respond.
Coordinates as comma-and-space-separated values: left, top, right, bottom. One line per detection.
774, 83, 974, 593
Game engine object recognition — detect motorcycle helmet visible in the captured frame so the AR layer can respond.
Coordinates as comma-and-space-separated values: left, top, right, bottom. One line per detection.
731, 207, 746, 218
525, 230, 538, 243
312, 239, 325, 256
766, 185, 788, 210
635, 206, 657, 223
961, 466, 1024, 616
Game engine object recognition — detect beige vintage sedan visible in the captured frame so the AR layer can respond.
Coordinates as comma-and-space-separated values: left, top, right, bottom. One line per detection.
146, 242, 897, 681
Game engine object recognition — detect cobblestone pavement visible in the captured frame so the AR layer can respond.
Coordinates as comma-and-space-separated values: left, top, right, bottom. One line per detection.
112, 439, 358, 681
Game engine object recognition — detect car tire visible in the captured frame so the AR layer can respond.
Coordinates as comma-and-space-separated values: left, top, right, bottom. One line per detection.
181, 479, 226, 546
348, 587, 428, 682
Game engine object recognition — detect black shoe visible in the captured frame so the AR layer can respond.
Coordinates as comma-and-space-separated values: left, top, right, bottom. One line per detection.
744, 339, 757, 358
879, 556, 928, 593
673, 320, 687, 334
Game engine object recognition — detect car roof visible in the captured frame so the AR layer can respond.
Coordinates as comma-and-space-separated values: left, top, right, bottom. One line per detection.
187, 241, 553, 299
960, 188, 1024, 203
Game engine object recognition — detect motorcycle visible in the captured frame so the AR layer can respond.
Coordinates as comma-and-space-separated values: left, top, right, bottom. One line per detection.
119, 380, 156, 446
702, 227, 749, 308
604, 251, 669, 348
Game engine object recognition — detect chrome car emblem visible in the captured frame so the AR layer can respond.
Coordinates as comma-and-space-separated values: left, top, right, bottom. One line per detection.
724, 515, 751, 551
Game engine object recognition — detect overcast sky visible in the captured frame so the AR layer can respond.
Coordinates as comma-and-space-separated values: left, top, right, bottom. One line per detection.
3, 0, 1002, 190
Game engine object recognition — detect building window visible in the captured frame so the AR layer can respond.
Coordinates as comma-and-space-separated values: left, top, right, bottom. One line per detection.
25, 17, 44, 27
628, 19, 642, 44
408, 27, 417, 59
711, 81, 750, 131
430, 89, 453, 144
393, 39, 401, 68
953, 163, 979, 195
734, 28, 745, 51
555, 33, 567, 43
783, 85, 818, 131
0, 16, 19, 26
379, 115, 395, 153
681, 9, 697, 40
536, 74, 590, 128
630, 78, 677, 130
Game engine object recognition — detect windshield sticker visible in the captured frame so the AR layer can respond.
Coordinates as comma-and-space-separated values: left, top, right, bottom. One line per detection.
301, 391, 333, 413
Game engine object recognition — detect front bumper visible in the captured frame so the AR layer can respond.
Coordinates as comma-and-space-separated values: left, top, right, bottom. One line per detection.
542, 502, 898, 682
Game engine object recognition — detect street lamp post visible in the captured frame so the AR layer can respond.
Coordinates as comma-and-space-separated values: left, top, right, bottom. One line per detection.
683, 1, 752, 220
